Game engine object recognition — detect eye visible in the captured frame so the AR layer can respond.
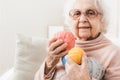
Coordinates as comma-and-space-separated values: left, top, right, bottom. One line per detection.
87, 9, 97, 17
69, 9, 81, 19
74, 10, 81, 16
72, 10, 81, 18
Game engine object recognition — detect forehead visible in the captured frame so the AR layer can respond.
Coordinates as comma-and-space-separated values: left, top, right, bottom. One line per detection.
72, 0, 99, 10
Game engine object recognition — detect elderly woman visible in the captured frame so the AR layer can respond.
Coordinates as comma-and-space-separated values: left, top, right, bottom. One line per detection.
35, 0, 120, 80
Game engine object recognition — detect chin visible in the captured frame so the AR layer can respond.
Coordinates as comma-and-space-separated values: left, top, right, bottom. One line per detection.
78, 35, 91, 41
79, 33, 91, 38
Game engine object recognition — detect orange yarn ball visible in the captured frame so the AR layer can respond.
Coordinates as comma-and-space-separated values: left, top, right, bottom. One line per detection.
68, 47, 85, 64
54, 31, 75, 50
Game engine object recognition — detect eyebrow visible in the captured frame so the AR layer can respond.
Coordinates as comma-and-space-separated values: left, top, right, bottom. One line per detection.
73, 6, 98, 11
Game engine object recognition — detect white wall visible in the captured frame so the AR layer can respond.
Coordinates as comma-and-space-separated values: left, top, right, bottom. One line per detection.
118, 0, 120, 38
105, 0, 120, 43
104, 0, 118, 38
0, 0, 65, 76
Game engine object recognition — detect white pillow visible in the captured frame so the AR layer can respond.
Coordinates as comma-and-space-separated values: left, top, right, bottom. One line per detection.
9, 34, 48, 80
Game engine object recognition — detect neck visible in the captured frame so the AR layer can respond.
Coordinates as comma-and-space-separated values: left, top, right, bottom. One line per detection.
78, 33, 101, 41
87, 33, 101, 41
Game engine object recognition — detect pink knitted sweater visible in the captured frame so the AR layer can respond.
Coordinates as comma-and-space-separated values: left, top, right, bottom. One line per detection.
35, 34, 120, 80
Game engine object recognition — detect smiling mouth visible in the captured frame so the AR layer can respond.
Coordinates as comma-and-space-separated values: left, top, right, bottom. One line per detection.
77, 26, 92, 29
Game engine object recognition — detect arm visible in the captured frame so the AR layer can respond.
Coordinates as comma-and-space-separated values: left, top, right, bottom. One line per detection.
34, 38, 68, 80
34, 63, 45, 80
104, 49, 120, 80
34, 62, 56, 80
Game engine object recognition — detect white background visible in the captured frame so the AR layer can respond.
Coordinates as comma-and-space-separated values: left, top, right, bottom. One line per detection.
0, 0, 120, 76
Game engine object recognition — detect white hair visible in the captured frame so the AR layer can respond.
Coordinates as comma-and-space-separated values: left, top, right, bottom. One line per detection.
63, 0, 109, 33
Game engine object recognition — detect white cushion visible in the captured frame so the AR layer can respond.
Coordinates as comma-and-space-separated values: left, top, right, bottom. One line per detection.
5, 34, 47, 80
0, 68, 14, 80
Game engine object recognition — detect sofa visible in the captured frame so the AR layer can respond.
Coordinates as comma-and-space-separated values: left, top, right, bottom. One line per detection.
0, 34, 47, 80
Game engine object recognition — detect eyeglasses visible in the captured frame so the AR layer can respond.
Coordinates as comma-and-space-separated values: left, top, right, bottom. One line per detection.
69, 9, 102, 19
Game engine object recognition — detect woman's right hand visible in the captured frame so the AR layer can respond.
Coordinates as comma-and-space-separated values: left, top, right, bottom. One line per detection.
45, 37, 68, 68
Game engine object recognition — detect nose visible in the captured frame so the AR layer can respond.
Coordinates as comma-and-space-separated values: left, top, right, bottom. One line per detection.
78, 14, 88, 23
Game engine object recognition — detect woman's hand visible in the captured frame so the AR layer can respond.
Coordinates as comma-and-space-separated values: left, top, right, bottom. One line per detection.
45, 38, 68, 68
61, 54, 91, 80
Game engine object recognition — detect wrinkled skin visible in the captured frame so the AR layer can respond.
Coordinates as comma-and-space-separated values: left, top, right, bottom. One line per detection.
61, 54, 91, 80
71, 0, 103, 41
45, 38, 68, 72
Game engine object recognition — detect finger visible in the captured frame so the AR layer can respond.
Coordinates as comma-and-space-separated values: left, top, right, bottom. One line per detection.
55, 49, 68, 58
49, 39, 63, 51
48, 37, 57, 47
53, 43, 68, 55
64, 55, 79, 73
65, 55, 76, 67
81, 54, 88, 68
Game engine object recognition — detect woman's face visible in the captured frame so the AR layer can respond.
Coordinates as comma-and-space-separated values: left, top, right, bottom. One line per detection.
70, 0, 103, 41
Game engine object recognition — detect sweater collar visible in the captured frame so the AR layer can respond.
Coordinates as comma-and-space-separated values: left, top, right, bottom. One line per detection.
75, 34, 111, 51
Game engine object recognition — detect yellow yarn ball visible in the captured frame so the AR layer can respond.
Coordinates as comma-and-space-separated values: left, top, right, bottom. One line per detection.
68, 47, 85, 64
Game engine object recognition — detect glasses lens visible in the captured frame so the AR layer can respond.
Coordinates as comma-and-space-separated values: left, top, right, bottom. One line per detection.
69, 9, 100, 19
69, 9, 81, 19
86, 9, 98, 18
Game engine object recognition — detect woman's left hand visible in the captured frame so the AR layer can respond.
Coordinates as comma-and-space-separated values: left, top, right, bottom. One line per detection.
61, 54, 91, 80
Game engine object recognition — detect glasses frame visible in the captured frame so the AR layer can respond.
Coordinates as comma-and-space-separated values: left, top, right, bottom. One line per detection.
69, 9, 102, 20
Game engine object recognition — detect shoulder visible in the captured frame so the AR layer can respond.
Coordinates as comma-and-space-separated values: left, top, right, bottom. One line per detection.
104, 35, 120, 50
107, 39, 120, 53
106, 42, 120, 57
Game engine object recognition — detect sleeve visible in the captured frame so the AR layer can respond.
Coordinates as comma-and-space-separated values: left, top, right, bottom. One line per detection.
34, 62, 56, 80
104, 48, 120, 80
